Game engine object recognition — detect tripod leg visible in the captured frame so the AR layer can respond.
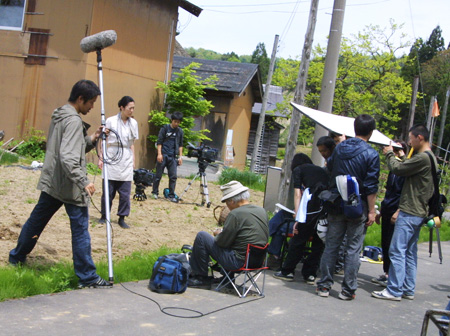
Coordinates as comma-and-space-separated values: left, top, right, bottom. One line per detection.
435, 227, 443, 264
202, 174, 211, 208
178, 172, 200, 201
429, 228, 433, 258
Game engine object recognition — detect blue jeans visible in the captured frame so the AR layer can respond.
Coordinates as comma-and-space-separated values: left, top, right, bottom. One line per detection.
386, 211, 423, 297
189, 231, 244, 276
317, 209, 367, 295
9, 192, 99, 285
268, 210, 294, 256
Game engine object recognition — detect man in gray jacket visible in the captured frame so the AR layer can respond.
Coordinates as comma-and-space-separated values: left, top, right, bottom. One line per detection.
9, 80, 112, 288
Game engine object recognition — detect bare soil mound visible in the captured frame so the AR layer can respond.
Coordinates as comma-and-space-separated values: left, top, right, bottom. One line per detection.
0, 166, 264, 266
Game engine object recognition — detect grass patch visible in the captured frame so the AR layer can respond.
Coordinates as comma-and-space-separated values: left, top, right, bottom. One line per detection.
218, 167, 266, 192
0, 150, 19, 165
0, 247, 177, 302
364, 218, 450, 247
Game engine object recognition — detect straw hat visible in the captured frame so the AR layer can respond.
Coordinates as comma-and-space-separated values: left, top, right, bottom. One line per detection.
220, 181, 248, 202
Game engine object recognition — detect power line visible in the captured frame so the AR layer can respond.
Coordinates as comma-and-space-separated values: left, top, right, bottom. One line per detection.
199, 2, 307, 7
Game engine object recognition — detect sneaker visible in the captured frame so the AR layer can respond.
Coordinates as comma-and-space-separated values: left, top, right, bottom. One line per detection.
266, 255, 281, 270
316, 286, 330, 297
78, 277, 112, 289
187, 276, 212, 289
402, 293, 414, 300
371, 274, 388, 287
371, 288, 401, 301
338, 291, 356, 300
168, 197, 178, 203
151, 194, 158, 200
305, 275, 316, 285
273, 271, 294, 282
98, 217, 106, 224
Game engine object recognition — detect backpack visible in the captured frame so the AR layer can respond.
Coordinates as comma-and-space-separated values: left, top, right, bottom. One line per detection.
425, 152, 448, 226
163, 188, 179, 201
363, 246, 383, 261
337, 175, 363, 218
148, 253, 191, 294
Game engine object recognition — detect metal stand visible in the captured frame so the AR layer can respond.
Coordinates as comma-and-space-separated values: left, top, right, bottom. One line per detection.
179, 159, 211, 208
97, 48, 114, 282
428, 226, 443, 264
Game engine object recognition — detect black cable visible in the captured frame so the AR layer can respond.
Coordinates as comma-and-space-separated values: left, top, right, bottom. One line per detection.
118, 281, 264, 319
97, 128, 124, 165
89, 194, 114, 246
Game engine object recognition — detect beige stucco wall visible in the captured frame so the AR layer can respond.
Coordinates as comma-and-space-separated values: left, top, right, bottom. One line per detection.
226, 86, 255, 169
0, 0, 179, 168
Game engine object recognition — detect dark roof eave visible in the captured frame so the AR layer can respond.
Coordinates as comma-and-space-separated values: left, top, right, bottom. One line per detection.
177, 0, 202, 17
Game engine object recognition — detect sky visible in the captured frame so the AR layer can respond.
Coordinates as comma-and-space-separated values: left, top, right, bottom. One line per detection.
177, 0, 450, 59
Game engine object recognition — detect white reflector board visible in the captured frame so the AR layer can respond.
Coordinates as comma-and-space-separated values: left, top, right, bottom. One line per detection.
291, 103, 401, 147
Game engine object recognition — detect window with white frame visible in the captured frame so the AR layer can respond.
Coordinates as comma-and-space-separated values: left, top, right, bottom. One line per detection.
0, 0, 27, 31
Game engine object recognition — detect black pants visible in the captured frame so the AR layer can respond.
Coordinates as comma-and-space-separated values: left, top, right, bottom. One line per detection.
381, 212, 395, 274
152, 155, 178, 198
281, 211, 324, 278
101, 180, 132, 218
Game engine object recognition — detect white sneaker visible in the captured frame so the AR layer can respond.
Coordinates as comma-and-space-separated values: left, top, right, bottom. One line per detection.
371, 288, 401, 301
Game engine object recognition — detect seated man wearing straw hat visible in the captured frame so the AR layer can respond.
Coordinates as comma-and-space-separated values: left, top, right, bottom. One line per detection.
188, 181, 269, 289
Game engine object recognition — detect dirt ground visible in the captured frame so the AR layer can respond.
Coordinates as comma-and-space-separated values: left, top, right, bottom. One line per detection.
0, 165, 264, 266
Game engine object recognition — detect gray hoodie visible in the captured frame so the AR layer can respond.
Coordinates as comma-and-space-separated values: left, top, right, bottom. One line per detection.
37, 104, 95, 207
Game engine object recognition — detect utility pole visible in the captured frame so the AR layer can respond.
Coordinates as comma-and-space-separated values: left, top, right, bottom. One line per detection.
427, 96, 435, 131
278, 0, 319, 206
406, 76, 419, 139
436, 87, 450, 157
250, 34, 279, 172
310, 0, 346, 166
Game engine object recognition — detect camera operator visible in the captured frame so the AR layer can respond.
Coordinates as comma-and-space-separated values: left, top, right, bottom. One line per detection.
152, 112, 184, 202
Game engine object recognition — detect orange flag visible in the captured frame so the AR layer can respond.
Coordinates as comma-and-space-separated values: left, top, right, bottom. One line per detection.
432, 100, 440, 117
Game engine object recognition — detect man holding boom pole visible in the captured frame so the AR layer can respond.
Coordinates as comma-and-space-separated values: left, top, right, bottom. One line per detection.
9, 80, 112, 289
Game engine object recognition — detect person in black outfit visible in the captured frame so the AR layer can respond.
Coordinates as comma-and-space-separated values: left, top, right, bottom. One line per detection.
152, 112, 184, 202
371, 141, 407, 287
273, 153, 329, 284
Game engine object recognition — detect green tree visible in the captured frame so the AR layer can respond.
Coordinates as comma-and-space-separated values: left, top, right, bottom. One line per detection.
221, 52, 241, 62
251, 42, 270, 83
421, 48, 450, 145
304, 21, 412, 137
272, 57, 300, 93
148, 62, 218, 145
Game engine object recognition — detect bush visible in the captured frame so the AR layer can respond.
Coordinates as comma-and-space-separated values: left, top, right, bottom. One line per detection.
14, 127, 46, 161
86, 162, 102, 176
218, 167, 266, 192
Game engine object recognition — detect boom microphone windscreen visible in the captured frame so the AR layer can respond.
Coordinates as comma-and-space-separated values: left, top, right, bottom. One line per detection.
80, 30, 117, 53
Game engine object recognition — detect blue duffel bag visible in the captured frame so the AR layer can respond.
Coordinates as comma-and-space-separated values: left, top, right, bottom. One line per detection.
149, 253, 190, 294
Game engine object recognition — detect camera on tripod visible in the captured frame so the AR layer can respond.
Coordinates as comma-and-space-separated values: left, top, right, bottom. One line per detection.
186, 142, 218, 163
133, 168, 155, 201
179, 143, 219, 208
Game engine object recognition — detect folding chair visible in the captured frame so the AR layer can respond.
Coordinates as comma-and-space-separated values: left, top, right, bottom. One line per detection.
420, 308, 450, 335
215, 243, 269, 298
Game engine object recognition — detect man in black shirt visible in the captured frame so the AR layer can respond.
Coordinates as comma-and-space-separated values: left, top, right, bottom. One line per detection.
152, 112, 184, 202
273, 153, 329, 284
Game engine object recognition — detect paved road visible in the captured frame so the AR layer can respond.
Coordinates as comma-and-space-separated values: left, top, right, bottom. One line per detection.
1, 240, 448, 336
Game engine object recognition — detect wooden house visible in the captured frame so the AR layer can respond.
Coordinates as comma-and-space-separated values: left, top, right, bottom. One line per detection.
0, 0, 201, 168
247, 85, 286, 173
171, 56, 263, 169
